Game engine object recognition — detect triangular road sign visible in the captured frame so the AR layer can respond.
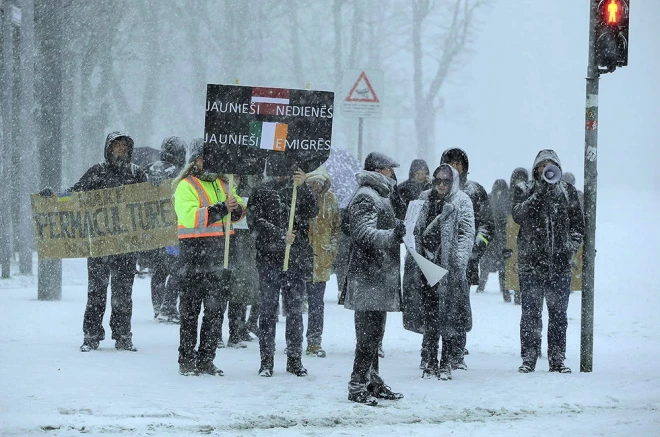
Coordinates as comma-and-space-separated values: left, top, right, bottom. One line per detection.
345, 71, 380, 103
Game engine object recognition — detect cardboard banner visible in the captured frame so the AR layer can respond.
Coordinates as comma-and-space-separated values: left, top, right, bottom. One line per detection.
204, 84, 334, 174
31, 182, 178, 259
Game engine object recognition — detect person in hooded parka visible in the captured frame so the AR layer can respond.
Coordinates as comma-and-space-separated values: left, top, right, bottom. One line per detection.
504, 167, 530, 305
341, 152, 406, 406
412, 164, 475, 381
398, 159, 432, 208
144, 136, 187, 323
247, 158, 319, 378
40, 131, 147, 352
477, 179, 509, 301
304, 165, 340, 358
512, 150, 584, 374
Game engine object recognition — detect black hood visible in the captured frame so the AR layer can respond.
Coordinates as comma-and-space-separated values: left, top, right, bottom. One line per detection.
408, 159, 429, 179
160, 136, 187, 168
104, 131, 134, 165
510, 167, 529, 187
440, 148, 469, 186
492, 179, 508, 194
532, 149, 562, 181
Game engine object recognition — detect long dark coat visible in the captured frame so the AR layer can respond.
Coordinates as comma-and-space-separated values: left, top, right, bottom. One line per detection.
341, 170, 402, 312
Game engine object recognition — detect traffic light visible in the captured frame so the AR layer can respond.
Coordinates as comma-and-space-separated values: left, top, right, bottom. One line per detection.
595, 0, 630, 68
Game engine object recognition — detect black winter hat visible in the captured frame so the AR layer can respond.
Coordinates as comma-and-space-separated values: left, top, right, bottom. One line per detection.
440, 148, 469, 174
188, 138, 204, 163
364, 152, 399, 172
408, 159, 430, 179
160, 136, 187, 168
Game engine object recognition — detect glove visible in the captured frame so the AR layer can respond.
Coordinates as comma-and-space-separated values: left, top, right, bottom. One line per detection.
321, 242, 338, 252
392, 220, 406, 243
208, 202, 229, 223
471, 235, 489, 260
149, 173, 164, 186
38, 187, 55, 198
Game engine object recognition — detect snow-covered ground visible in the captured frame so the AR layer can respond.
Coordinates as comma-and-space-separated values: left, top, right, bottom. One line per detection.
1, 189, 659, 436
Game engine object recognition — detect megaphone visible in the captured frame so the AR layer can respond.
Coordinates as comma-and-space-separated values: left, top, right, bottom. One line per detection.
542, 164, 562, 184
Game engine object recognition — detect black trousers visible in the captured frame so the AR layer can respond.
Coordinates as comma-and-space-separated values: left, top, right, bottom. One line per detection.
178, 271, 225, 365
149, 250, 180, 316
218, 300, 245, 340
83, 254, 136, 341
349, 311, 386, 394
421, 286, 466, 368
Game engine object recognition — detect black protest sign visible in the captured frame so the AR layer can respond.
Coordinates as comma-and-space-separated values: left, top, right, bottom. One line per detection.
204, 85, 334, 175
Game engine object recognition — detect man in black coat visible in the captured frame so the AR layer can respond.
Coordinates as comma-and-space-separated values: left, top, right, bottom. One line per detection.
41, 131, 147, 352
342, 152, 406, 406
144, 136, 187, 323
440, 148, 494, 369
512, 150, 584, 374
247, 158, 319, 377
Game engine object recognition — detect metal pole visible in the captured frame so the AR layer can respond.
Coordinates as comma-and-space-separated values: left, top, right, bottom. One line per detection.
357, 117, 363, 163
0, 1, 16, 278
581, 0, 599, 373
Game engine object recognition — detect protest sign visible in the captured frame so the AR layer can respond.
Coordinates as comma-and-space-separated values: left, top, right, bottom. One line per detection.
403, 199, 425, 251
204, 84, 334, 175
31, 182, 178, 259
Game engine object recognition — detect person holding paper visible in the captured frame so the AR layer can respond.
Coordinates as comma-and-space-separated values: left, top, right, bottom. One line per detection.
247, 157, 319, 378
415, 164, 475, 381
173, 142, 245, 376
39, 132, 147, 353
341, 152, 406, 406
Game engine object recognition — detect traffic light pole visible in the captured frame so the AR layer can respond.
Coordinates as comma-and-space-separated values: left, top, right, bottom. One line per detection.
581, 0, 600, 373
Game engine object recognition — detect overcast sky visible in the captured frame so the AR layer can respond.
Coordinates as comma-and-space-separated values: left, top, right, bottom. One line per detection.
415, 0, 660, 193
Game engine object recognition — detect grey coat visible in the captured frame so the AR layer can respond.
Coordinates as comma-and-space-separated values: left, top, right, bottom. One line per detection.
402, 167, 475, 336
342, 170, 402, 312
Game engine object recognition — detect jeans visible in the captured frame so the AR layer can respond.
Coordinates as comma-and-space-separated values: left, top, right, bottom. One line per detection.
519, 271, 571, 365
257, 262, 305, 358
305, 282, 326, 346
83, 254, 136, 341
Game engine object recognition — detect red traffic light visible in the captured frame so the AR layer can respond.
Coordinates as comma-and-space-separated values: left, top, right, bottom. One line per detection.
602, 0, 622, 25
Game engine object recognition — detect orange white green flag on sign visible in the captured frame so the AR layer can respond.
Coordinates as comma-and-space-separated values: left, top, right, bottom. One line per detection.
249, 121, 288, 152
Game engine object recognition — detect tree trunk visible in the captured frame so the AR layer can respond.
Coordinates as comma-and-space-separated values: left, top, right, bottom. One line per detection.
1, 3, 16, 278
35, 0, 63, 299
17, 0, 37, 274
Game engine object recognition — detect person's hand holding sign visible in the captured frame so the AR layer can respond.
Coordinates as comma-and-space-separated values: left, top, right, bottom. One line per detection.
293, 169, 307, 188
286, 231, 296, 245
225, 194, 238, 213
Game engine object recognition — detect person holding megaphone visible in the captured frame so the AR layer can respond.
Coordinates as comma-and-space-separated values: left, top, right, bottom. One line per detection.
511, 150, 584, 374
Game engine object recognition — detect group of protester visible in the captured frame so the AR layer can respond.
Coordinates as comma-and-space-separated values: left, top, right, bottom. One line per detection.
38, 131, 584, 406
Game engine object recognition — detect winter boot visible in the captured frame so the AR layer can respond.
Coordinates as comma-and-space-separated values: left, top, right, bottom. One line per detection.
239, 329, 254, 342
227, 336, 248, 349
197, 360, 224, 376
437, 363, 452, 381
306, 344, 326, 358
369, 383, 404, 400
286, 356, 308, 377
422, 365, 437, 379
115, 337, 137, 352
518, 361, 536, 373
179, 360, 197, 376
80, 339, 100, 352
452, 360, 468, 370
549, 362, 572, 374
217, 338, 225, 349
348, 391, 378, 406
258, 356, 274, 377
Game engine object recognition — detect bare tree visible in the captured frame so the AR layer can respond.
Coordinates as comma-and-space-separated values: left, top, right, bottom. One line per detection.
412, 0, 486, 159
